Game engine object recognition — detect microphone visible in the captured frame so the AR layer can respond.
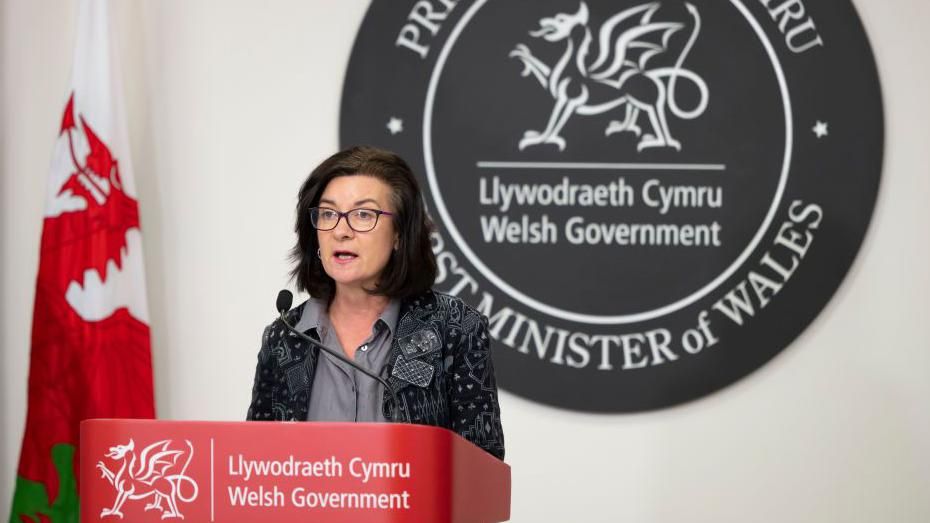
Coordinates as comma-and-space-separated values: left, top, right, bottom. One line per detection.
277, 289, 294, 316
274, 290, 405, 423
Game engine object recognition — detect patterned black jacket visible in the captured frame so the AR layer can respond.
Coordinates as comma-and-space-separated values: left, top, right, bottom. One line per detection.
246, 290, 505, 460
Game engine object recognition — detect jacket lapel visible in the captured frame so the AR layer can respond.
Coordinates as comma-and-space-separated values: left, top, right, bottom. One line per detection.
382, 292, 443, 414
279, 301, 320, 420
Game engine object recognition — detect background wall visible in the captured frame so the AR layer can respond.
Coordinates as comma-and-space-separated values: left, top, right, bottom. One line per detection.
2, 1, 928, 521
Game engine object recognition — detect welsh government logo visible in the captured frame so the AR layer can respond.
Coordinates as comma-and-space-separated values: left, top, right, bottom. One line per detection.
96, 439, 198, 519
510, 2, 708, 151
341, 0, 884, 412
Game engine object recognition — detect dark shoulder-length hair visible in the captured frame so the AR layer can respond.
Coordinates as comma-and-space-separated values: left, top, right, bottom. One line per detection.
290, 145, 438, 302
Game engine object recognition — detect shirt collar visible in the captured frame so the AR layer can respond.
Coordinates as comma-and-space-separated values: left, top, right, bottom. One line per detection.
293, 297, 401, 337
293, 297, 327, 334
379, 299, 401, 337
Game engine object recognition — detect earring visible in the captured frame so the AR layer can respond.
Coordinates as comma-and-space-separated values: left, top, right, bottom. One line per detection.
317, 248, 321, 258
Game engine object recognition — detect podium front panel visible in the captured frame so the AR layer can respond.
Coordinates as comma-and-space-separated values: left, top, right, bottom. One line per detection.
80, 420, 510, 523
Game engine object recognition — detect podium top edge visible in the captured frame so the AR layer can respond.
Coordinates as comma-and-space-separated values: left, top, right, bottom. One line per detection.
80, 419, 477, 440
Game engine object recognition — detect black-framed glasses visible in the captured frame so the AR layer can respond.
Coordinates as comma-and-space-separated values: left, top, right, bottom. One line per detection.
309, 207, 394, 232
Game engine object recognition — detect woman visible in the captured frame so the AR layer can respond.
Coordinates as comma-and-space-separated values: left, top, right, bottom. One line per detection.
247, 146, 504, 460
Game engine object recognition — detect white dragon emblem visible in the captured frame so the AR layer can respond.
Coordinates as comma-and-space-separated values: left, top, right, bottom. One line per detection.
509, 1, 709, 152
96, 439, 199, 519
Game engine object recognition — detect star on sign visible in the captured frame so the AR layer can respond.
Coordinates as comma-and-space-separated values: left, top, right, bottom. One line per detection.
386, 117, 404, 135
812, 120, 829, 138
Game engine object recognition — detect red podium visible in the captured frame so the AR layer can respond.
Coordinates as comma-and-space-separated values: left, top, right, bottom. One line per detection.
80, 420, 510, 522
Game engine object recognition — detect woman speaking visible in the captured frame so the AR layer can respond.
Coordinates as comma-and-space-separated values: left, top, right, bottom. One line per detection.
247, 146, 504, 459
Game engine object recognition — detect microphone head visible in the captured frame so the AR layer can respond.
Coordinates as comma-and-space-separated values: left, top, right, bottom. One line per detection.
276, 290, 294, 315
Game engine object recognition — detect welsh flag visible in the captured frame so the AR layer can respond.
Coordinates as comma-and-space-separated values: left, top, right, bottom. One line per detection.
9, 0, 155, 522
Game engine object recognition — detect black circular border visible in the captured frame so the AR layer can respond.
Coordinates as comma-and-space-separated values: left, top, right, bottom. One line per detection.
340, 0, 884, 412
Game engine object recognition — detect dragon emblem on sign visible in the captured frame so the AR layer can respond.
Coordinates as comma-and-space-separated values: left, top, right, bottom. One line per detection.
509, 1, 709, 152
96, 439, 198, 519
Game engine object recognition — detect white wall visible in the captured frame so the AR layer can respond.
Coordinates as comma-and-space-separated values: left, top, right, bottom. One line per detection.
2, 1, 928, 521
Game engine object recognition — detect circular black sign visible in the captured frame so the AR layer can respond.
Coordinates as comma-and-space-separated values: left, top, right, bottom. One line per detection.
340, 0, 883, 412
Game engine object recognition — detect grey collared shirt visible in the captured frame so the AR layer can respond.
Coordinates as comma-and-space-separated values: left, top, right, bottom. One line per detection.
296, 298, 400, 423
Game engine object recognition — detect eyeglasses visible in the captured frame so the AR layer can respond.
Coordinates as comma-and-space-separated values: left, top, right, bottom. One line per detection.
309, 207, 394, 232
